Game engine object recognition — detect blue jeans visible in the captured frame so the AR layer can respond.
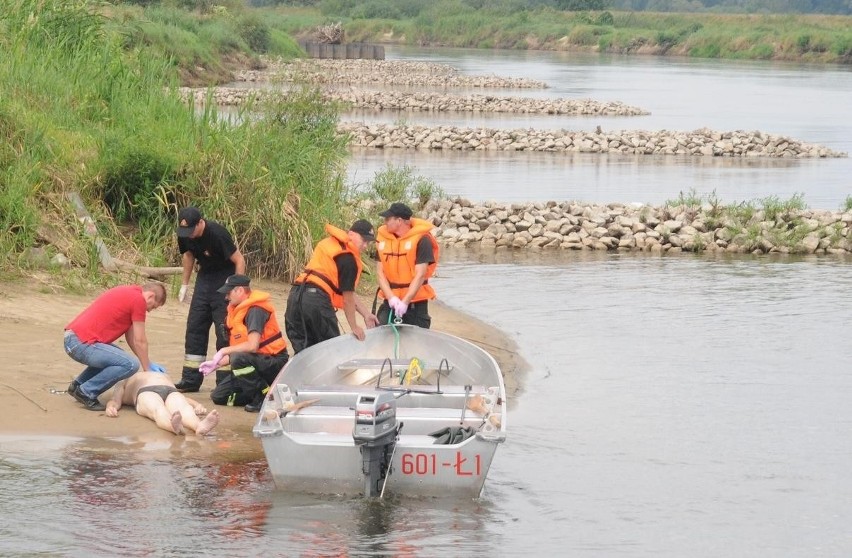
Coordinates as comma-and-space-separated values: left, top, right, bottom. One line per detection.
63, 330, 139, 399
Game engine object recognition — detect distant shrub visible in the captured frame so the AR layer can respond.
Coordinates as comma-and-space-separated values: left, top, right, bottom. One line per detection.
237, 13, 271, 52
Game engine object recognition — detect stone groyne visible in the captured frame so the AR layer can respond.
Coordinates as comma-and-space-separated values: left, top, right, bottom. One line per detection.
180, 86, 648, 116
425, 199, 852, 255
237, 59, 549, 89
341, 123, 846, 158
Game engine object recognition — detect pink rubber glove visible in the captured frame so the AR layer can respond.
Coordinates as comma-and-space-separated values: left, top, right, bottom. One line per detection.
199, 349, 228, 377
394, 299, 409, 317
199, 360, 218, 376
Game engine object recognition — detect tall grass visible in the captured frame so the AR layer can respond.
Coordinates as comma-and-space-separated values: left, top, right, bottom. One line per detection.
0, 0, 349, 281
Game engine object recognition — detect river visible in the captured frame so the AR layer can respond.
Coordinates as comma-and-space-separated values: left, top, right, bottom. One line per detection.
3, 48, 852, 557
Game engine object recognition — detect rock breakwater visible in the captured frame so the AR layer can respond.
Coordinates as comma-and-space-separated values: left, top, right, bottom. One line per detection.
179, 86, 647, 116
424, 199, 852, 255
238, 59, 549, 89
341, 123, 845, 158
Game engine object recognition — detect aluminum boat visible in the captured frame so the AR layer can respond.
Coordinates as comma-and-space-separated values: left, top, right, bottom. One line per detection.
252, 324, 507, 498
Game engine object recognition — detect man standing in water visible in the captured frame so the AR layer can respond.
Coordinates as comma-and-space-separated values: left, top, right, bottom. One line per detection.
175, 206, 245, 393
106, 372, 220, 435
375, 203, 440, 328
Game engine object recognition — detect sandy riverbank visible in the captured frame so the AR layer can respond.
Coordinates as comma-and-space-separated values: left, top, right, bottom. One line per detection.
0, 279, 522, 448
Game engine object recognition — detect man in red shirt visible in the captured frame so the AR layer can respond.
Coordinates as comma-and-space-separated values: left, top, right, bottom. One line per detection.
64, 282, 167, 411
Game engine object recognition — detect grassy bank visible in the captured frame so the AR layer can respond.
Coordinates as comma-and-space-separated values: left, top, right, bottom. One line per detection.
284, 3, 852, 64
0, 0, 351, 284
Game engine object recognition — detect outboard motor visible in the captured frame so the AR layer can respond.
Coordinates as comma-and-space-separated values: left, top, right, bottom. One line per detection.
353, 391, 398, 497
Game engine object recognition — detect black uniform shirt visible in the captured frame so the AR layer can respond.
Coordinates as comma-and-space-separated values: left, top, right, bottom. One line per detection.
178, 220, 237, 275
335, 252, 358, 293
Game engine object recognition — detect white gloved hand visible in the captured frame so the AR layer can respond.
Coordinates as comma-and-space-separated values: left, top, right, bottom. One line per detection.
388, 296, 401, 313
178, 284, 189, 303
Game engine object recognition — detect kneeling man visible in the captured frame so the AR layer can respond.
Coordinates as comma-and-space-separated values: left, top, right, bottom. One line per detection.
106, 372, 220, 435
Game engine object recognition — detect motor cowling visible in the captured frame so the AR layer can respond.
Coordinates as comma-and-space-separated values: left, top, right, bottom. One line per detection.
352, 391, 397, 447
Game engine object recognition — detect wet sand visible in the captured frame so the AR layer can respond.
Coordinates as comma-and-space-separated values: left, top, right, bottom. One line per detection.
0, 279, 522, 453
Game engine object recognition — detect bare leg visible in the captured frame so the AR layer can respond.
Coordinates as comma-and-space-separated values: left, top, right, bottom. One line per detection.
166, 394, 219, 435
136, 392, 183, 434
195, 409, 220, 435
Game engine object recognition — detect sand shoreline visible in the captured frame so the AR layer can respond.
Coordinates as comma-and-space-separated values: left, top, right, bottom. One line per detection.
0, 279, 522, 447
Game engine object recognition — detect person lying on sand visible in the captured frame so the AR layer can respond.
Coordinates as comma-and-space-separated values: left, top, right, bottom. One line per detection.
105, 372, 219, 435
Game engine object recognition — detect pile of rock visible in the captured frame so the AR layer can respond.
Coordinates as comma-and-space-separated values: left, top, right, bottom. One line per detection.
424, 199, 852, 255
325, 89, 648, 116
178, 86, 647, 116
341, 123, 846, 158
238, 59, 549, 89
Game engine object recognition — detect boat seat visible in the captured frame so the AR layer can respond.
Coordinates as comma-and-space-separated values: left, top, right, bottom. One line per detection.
281, 404, 487, 436
293, 385, 491, 410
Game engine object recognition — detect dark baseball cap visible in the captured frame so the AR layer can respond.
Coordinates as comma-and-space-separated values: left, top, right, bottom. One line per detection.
379, 202, 413, 220
349, 219, 376, 242
177, 206, 202, 238
217, 274, 251, 293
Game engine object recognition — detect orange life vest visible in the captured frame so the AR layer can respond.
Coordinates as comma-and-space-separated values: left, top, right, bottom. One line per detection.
376, 217, 439, 303
225, 290, 287, 355
294, 224, 363, 309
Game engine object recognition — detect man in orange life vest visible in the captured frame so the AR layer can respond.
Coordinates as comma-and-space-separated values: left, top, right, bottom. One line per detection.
285, 219, 379, 353
199, 274, 289, 412
375, 202, 440, 328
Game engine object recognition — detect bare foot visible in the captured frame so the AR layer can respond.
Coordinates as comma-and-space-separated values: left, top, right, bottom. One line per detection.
195, 409, 219, 435
170, 411, 184, 435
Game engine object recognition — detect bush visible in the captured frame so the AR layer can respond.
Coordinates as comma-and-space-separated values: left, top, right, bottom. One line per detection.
237, 14, 271, 52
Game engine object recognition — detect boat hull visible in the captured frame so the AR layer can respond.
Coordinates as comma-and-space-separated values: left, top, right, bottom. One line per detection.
253, 325, 507, 497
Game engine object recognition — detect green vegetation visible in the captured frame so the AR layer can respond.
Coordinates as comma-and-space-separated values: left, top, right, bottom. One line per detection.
663, 191, 839, 253
108, 2, 304, 86
0, 0, 350, 282
274, 2, 852, 64
353, 163, 445, 211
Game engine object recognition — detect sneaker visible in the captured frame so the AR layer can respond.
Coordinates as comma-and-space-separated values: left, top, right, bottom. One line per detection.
175, 380, 200, 393
67, 380, 80, 396
71, 386, 106, 412
244, 402, 263, 413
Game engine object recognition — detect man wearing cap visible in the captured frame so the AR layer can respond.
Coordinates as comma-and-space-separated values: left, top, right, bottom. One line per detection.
285, 220, 380, 353
375, 202, 440, 328
199, 275, 289, 412
175, 206, 245, 393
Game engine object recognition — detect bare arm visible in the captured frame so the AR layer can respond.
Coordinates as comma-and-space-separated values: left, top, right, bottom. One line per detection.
342, 291, 365, 340
105, 381, 126, 417
354, 296, 378, 328
401, 263, 429, 305
376, 260, 395, 301
181, 251, 195, 286
125, 321, 153, 371
216, 330, 260, 366
230, 249, 245, 275
183, 396, 208, 415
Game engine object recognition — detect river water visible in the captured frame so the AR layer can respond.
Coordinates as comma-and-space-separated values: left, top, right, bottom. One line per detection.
4, 48, 852, 556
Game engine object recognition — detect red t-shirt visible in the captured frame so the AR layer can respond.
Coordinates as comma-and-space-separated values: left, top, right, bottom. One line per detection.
66, 285, 147, 344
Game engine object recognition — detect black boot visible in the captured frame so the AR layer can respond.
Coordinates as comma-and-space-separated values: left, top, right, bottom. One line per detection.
175, 366, 202, 393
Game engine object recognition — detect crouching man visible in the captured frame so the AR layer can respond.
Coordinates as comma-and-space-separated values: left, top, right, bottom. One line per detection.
202, 275, 289, 412
106, 372, 220, 435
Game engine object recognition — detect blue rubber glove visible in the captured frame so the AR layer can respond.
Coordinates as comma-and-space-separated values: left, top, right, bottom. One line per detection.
149, 362, 166, 373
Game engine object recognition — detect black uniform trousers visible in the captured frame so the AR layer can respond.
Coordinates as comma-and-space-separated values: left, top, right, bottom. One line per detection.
179, 269, 231, 389
284, 284, 341, 354
376, 299, 431, 329
210, 351, 289, 407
